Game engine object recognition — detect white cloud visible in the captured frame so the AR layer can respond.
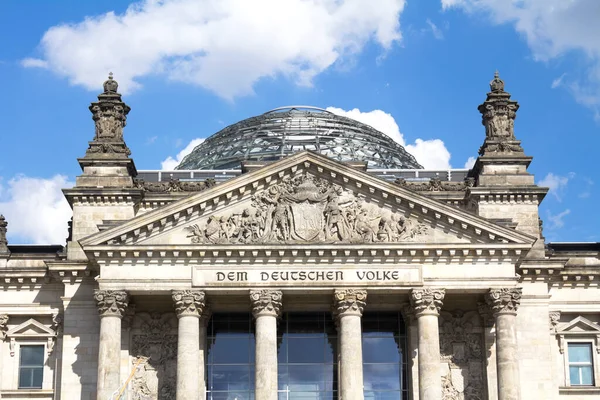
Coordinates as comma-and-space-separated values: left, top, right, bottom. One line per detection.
551, 73, 566, 89
0, 175, 73, 244
463, 156, 476, 169
426, 19, 444, 40
161, 138, 205, 170
326, 107, 452, 169
538, 172, 574, 201
546, 209, 571, 230
441, 0, 600, 115
24, 0, 406, 99
21, 58, 49, 69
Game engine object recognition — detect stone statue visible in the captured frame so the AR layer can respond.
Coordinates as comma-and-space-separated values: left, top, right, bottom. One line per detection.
186, 172, 429, 244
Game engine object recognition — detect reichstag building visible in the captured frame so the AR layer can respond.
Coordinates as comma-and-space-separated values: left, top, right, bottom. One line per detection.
0, 72, 598, 400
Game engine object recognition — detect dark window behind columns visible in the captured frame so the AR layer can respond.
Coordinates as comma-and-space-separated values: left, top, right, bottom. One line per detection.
277, 312, 338, 399
207, 313, 255, 400
362, 312, 408, 400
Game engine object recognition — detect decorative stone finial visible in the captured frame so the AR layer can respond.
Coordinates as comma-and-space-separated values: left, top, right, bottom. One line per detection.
83, 73, 132, 159
103, 72, 119, 94
250, 289, 283, 317
94, 290, 129, 318
333, 289, 367, 317
477, 71, 523, 155
485, 288, 522, 315
0, 215, 9, 255
490, 70, 504, 93
410, 288, 445, 316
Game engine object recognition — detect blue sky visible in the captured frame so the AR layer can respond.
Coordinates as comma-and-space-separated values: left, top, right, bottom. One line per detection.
0, 0, 598, 244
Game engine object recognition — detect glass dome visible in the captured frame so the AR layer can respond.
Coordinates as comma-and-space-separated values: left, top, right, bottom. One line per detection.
176, 106, 423, 170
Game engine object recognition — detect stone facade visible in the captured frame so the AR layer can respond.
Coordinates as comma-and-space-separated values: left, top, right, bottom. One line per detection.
0, 73, 599, 400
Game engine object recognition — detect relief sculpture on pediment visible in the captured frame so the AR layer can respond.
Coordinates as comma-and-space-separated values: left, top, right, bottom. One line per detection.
185, 173, 428, 244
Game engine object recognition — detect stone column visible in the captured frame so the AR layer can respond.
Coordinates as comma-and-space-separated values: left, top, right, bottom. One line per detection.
95, 290, 129, 400
199, 309, 211, 400
334, 289, 367, 400
486, 288, 522, 400
250, 289, 282, 400
410, 288, 445, 400
172, 290, 206, 400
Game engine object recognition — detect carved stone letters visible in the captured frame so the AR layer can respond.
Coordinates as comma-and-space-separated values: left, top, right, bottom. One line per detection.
186, 172, 429, 245
171, 290, 206, 318
250, 289, 283, 317
95, 290, 129, 317
410, 288, 445, 316
486, 288, 522, 315
333, 289, 367, 317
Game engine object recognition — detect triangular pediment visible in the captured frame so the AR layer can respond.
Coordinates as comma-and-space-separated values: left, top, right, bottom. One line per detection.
81, 151, 534, 257
6, 318, 55, 337
558, 316, 600, 334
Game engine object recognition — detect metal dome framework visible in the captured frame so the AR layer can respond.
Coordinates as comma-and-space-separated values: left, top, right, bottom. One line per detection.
176, 106, 423, 170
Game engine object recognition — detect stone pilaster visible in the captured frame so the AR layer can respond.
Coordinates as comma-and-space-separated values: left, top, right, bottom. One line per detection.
172, 290, 206, 400
95, 290, 128, 400
486, 288, 522, 400
250, 289, 282, 400
334, 289, 367, 400
478, 301, 498, 400
410, 288, 445, 400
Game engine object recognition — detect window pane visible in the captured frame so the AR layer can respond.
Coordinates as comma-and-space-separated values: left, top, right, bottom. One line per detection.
568, 343, 592, 363
569, 366, 581, 385
363, 337, 401, 363
20, 345, 44, 366
364, 364, 401, 391
287, 337, 327, 363
581, 366, 594, 386
209, 365, 254, 391
209, 337, 255, 364
364, 391, 402, 400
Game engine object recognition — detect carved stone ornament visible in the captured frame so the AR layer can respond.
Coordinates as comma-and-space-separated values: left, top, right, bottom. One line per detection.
94, 290, 129, 318
440, 311, 484, 400
0, 314, 8, 340
395, 177, 475, 192
485, 288, 522, 315
477, 301, 494, 328
0, 215, 9, 254
134, 178, 216, 193
549, 311, 561, 333
410, 288, 445, 316
51, 313, 63, 335
333, 289, 367, 317
250, 289, 283, 317
84, 73, 132, 159
186, 172, 429, 244
131, 312, 178, 399
477, 71, 523, 156
171, 290, 206, 317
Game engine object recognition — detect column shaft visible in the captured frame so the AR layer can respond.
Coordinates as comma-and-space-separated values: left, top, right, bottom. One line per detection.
338, 314, 364, 400
334, 289, 367, 400
495, 313, 520, 400
410, 288, 445, 400
486, 288, 522, 400
97, 316, 122, 399
172, 290, 206, 400
94, 290, 128, 400
255, 314, 278, 400
198, 315, 209, 400
250, 289, 282, 400
417, 314, 442, 400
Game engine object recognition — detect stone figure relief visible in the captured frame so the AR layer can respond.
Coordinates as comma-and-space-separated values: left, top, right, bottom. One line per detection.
185, 173, 429, 244
130, 312, 178, 400
0, 314, 8, 340
439, 311, 485, 400
134, 178, 216, 193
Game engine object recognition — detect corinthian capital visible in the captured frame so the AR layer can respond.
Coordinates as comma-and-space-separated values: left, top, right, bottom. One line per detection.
172, 290, 206, 318
94, 290, 129, 318
410, 288, 445, 316
250, 289, 282, 317
333, 289, 367, 317
486, 288, 522, 315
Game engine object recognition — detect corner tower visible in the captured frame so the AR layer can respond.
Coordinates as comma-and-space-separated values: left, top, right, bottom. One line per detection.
467, 72, 548, 241
63, 74, 142, 259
